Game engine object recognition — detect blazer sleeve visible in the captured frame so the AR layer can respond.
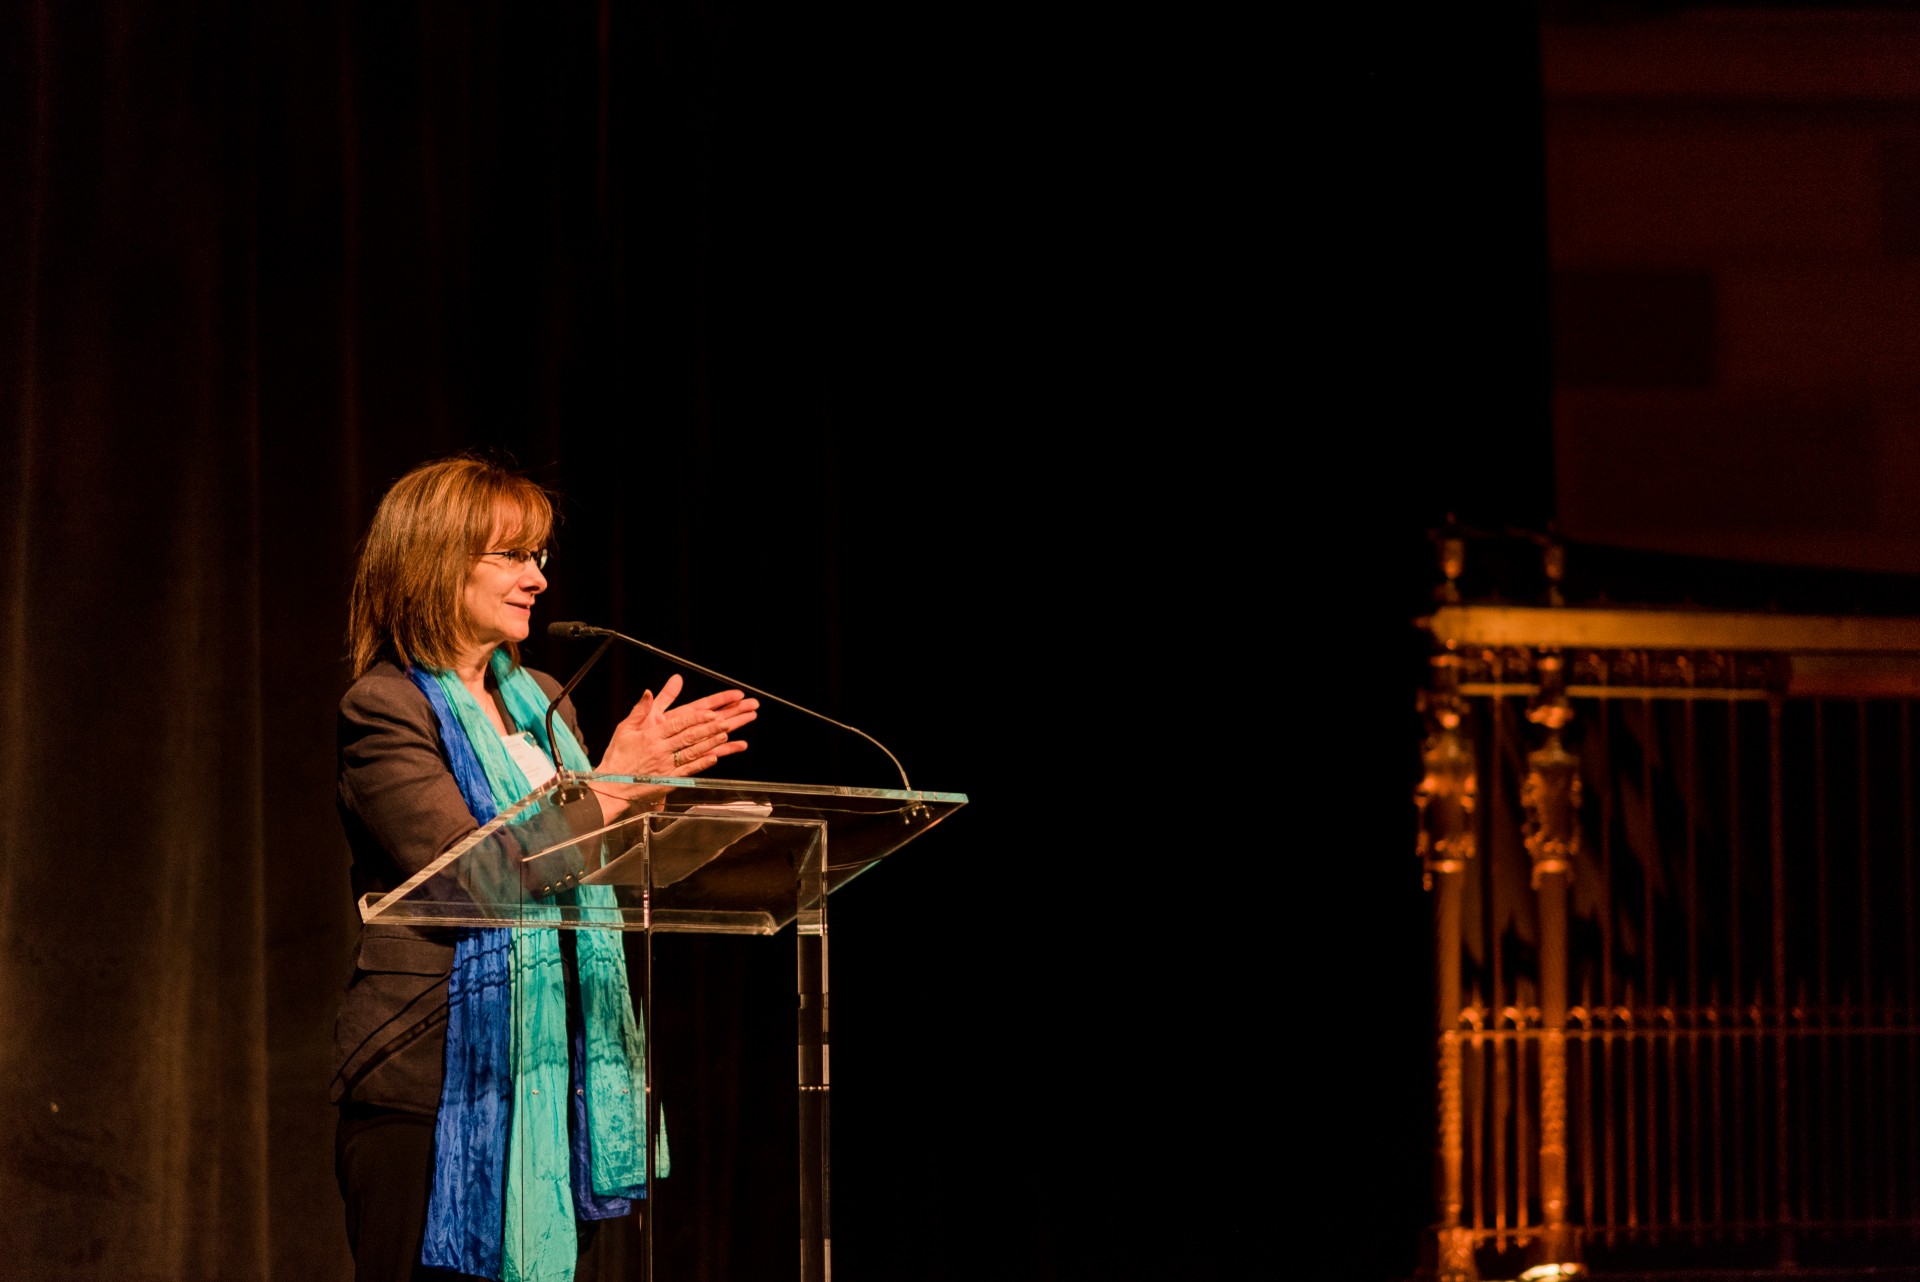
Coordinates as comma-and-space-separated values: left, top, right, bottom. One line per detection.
337, 664, 601, 885
338, 667, 478, 881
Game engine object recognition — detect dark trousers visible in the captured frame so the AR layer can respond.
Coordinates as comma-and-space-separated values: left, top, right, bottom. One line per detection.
335, 1104, 611, 1282
335, 1104, 459, 1282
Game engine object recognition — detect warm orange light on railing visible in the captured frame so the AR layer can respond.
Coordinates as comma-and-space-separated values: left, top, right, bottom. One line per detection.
1518, 1264, 1588, 1282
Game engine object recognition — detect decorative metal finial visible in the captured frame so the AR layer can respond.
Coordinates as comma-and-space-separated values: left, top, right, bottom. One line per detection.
1522, 650, 1580, 887
1437, 514, 1464, 605
1417, 651, 1477, 890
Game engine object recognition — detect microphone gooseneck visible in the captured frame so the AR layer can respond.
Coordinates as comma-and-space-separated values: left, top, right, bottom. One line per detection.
545, 619, 915, 793
542, 630, 616, 792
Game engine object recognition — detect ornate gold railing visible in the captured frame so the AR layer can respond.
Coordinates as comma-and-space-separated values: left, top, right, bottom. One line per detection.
1420, 596, 1920, 1280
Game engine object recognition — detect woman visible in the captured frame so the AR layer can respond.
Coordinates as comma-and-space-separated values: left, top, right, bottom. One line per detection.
330, 455, 757, 1282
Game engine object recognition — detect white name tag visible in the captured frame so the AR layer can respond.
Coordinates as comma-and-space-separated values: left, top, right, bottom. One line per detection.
501, 731, 558, 790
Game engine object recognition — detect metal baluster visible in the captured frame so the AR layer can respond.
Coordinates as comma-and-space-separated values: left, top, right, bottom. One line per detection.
1765, 982, 1779, 1242
1489, 1013, 1505, 1243
1516, 996, 1531, 1240
1684, 680, 1700, 1236
1887, 990, 1899, 1229
1710, 979, 1723, 1236
1492, 663, 1508, 1247
1904, 700, 1916, 1228
1841, 978, 1855, 1228
1797, 977, 1811, 1232
1625, 979, 1639, 1232
1772, 696, 1795, 1264
1419, 655, 1477, 1279
1642, 694, 1658, 1231
1523, 652, 1578, 1270
1599, 684, 1617, 1243
1727, 692, 1742, 1238
1474, 985, 1488, 1241
1816, 698, 1834, 1228
1580, 982, 1596, 1237
1734, 975, 1747, 1232
1854, 698, 1870, 1229
1663, 988, 1679, 1232
1605, 1003, 1619, 1245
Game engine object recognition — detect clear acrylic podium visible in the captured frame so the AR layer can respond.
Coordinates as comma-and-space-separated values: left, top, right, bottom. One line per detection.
357, 772, 967, 1281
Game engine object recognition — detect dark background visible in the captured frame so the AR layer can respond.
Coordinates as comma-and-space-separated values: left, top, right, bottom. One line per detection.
1322, 4, 1555, 1278
0, 1, 1252, 1279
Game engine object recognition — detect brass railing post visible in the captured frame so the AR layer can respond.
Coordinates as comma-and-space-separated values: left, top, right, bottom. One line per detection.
1524, 647, 1583, 1274
1420, 646, 1478, 1282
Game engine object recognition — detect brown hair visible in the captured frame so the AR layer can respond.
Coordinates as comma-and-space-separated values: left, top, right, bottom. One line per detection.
347, 454, 555, 677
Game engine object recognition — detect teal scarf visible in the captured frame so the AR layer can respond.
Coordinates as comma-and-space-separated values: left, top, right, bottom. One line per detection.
422, 650, 663, 1281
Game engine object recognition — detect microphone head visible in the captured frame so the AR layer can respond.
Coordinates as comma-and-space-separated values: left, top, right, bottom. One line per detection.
546, 620, 597, 639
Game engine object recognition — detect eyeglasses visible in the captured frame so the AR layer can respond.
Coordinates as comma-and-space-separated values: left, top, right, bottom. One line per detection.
475, 547, 550, 570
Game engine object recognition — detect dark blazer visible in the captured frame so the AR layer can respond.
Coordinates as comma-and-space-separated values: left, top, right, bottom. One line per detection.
329, 659, 600, 1113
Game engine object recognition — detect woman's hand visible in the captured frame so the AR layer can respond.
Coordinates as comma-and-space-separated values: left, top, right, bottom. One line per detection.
589, 675, 757, 823
596, 673, 758, 780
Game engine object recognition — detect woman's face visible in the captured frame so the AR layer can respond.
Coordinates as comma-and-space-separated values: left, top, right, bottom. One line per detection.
461, 514, 549, 652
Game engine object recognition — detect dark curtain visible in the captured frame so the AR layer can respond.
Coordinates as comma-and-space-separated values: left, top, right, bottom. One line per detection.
0, 2, 1234, 1279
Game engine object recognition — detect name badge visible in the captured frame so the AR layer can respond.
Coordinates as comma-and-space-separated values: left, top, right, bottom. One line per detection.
501, 730, 558, 790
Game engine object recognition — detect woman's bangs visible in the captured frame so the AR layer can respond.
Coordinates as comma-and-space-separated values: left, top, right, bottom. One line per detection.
491, 485, 554, 551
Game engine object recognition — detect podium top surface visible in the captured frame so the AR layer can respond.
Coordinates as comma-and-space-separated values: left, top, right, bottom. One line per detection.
588, 773, 965, 803
358, 774, 966, 935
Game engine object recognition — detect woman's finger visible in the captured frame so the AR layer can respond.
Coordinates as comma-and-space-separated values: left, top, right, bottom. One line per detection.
670, 729, 729, 759
685, 689, 750, 713
666, 730, 726, 767
681, 742, 744, 775
670, 704, 743, 742
658, 695, 756, 742
621, 689, 656, 729
651, 673, 686, 718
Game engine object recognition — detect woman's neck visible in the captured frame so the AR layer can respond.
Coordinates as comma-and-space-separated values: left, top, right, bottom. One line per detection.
451, 640, 494, 688
452, 643, 507, 732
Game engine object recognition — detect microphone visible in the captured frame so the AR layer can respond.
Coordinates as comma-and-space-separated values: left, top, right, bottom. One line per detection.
545, 620, 917, 794
541, 628, 616, 797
